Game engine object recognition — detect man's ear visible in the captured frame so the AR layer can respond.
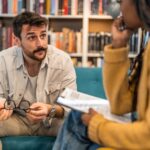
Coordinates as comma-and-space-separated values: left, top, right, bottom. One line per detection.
13, 34, 21, 46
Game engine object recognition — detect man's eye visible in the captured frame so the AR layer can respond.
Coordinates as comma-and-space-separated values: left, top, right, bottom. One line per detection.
40, 34, 47, 39
27, 36, 36, 41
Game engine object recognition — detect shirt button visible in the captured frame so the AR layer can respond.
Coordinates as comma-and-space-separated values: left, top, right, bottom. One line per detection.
19, 94, 22, 97
24, 76, 26, 79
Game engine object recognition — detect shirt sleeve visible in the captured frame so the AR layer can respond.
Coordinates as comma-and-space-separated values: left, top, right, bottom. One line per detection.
61, 56, 77, 117
0, 56, 8, 98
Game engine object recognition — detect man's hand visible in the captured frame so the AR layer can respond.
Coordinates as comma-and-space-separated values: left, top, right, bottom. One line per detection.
81, 108, 98, 126
26, 102, 50, 123
0, 101, 13, 121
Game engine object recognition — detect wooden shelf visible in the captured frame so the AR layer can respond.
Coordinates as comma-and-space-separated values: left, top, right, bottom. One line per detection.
0, 14, 16, 18
89, 15, 113, 20
43, 15, 83, 19
70, 53, 83, 57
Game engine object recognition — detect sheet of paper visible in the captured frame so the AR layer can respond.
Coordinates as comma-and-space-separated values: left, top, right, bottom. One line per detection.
57, 88, 131, 123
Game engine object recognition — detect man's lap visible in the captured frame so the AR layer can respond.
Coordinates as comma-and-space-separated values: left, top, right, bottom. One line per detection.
0, 114, 58, 136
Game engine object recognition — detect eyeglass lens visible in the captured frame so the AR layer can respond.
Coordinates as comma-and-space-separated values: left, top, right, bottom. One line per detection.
4, 100, 16, 110
19, 100, 30, 111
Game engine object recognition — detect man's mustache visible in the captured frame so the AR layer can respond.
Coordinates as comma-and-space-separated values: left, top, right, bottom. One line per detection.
33, 47, 47, 53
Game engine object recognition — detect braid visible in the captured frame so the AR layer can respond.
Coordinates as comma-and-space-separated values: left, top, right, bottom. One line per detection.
128, 30, 149, 121
128, 47, 144, 111
128, 49, 144, 85
128, 30, 146, 85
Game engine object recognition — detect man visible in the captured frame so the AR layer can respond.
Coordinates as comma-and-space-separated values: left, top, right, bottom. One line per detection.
0, 12, 76, 137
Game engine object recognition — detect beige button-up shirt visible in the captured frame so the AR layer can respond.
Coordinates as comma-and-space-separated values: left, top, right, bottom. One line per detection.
0, 45, 77, 135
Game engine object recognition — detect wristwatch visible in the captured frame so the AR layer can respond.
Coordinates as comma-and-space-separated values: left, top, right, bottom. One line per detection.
43, 105, 56, 128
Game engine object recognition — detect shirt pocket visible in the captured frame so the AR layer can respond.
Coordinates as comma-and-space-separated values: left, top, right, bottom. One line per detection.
47, 82, 62, 103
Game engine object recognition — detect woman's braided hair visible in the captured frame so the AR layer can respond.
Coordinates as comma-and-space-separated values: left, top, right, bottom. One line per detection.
135, 0, 150, 30
128, 0, 150, 120
128, 34, 145, 113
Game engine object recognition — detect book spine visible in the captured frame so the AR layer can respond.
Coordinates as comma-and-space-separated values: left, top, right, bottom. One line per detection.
13, 0, 18, 14
71, 0, 77, 15
51, 0, 55, 15
46, 0, 51, 15
77, 0, 83, 15
76, 32, 82, 53
7, 0, 12, 14
28, 0, 35, 11
18, 0, 23, 13
55, 0, 59, 15
68, 0, 72, 15
91, 0, 99, 15
103, 0, 109, 15
63, 0, 69, 15
99, 0, 103, 15
39, 0, 45, 14
2, 0, 8, 13
0, 0, 2, 14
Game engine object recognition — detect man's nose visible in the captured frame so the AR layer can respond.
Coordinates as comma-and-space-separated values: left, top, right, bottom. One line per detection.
36, 37, 43, 46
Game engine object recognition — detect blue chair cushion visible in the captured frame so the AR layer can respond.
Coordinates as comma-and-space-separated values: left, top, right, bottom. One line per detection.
1, 136, 56, 150
75, 67, 106, 99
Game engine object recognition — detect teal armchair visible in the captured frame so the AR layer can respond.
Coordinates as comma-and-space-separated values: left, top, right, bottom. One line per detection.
0, 67, 106, 150
76, 67, 106, 99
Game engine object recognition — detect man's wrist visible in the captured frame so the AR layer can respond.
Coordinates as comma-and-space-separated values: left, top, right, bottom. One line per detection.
50, 104, 64, 118
43, 105, 56, 128
48, 105, 56, 118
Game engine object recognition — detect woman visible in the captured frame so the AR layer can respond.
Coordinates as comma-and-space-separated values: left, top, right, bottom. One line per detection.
53, 0, 150, 149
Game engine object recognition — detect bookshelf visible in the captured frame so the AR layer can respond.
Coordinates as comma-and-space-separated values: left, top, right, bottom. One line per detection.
0, 0, 142, 67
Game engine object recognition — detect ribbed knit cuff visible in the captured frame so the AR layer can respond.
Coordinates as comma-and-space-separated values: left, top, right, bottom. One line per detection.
104, 44, 129, 63
88, 114, 105, 144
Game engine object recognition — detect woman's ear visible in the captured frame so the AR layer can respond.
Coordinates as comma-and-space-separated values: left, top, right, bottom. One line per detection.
12, 34, 21, 46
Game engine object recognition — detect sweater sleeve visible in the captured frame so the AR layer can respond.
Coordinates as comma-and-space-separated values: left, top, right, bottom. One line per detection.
88, 112, 150, 149
103, 44, 133, 114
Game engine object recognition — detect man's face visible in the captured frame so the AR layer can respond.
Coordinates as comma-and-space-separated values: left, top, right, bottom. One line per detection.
19, 24, 48, 62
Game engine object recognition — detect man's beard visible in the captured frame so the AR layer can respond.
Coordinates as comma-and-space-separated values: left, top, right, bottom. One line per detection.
31, 46, 48, 61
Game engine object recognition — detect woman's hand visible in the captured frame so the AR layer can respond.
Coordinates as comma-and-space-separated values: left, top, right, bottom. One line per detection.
81, 108, 98, 126
111, 17, 133, 48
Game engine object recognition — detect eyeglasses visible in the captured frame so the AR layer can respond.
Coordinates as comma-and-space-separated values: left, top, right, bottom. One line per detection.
2, 96, 32, 116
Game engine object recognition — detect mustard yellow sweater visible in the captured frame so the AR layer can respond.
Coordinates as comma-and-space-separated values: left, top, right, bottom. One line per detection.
88, 41, 150, 149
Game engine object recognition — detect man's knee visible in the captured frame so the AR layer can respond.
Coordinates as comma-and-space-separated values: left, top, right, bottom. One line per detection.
0, 115, 30, 136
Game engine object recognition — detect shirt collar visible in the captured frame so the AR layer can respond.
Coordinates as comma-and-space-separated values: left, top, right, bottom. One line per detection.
16, 47, 48, 70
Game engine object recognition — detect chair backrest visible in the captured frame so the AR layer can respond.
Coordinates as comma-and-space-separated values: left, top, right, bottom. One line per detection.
75, 67, 106, 99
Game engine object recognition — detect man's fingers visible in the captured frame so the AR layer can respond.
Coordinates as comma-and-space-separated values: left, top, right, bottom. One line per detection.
0, 109, 13, 121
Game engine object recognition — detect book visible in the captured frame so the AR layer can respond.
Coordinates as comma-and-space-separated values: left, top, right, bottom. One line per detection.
0, 0, 2, 14
57, 88, 131, 123
78, 0, 83, 15
2, 0, 8, 13
46, 0, 51, 15
71, 0, 77, 15
91, 0, 99, 15
63, 0, 69, 15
